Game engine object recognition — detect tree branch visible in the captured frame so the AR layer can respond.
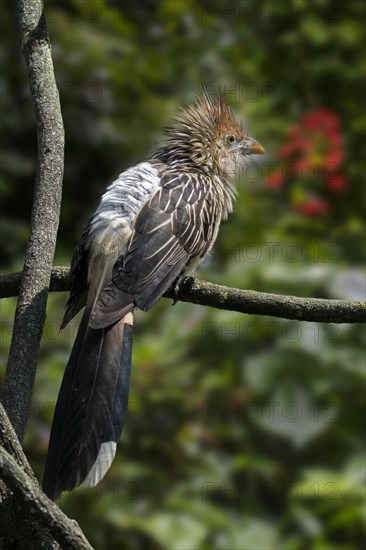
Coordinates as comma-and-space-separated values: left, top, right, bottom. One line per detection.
0, 403, 37, 484
1, 1, 64, 442
1, 267, 365, 323
168, 277, 366, 324
0, 403, 93, 550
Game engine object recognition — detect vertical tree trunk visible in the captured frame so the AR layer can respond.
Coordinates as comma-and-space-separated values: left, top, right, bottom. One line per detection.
1, 0, 64, 442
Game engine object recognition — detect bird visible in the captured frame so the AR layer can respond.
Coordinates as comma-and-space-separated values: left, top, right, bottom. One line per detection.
42, 86, 265, 500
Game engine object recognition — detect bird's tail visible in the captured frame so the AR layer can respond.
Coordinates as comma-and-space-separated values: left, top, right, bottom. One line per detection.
42, 307, 133, 500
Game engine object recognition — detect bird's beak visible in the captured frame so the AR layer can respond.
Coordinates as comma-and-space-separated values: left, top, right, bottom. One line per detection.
241, 137, 265, 155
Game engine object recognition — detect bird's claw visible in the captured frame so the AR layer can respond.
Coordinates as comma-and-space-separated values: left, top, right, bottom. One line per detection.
172, 274, 184, 305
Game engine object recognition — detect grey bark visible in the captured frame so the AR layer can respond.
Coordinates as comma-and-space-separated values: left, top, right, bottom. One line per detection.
1, 267, 365, 323
167, 276, 366, 324
1, 0, 64, 442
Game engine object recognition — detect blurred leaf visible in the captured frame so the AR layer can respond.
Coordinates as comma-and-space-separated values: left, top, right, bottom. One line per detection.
214, 516, 281, 550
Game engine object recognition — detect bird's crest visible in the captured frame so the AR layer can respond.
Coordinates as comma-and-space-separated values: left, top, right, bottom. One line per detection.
169, 84, 246, 142
157, 84, 248, 174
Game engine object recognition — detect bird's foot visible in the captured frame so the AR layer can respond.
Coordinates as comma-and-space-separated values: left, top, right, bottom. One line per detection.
171, 274, 184, 305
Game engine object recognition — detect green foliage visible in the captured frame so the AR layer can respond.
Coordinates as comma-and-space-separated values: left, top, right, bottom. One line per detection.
0, 1, 365, 548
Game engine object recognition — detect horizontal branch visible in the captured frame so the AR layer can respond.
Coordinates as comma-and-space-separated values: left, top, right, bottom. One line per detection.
1, 267, 365, 324
0, 267, 70, 298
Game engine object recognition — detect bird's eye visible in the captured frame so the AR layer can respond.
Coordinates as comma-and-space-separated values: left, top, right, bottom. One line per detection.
226, 135, 236, 145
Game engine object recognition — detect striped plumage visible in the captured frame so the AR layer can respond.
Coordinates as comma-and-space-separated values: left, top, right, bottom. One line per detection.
43, 87, 264, 500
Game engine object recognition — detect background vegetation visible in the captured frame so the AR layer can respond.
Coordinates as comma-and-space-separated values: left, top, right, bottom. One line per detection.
1, 1, 365, 548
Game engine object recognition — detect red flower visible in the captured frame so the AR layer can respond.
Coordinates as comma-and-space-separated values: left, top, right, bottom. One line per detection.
325, 174, 347, 191
302, 109, 339, 132
278, 143, 295, 159
270, 109, 344, 215
267, 171, 284, 188
287, 125, 301, 139
279, 138, 310, 159
289, 158, 310, 173
327, 132, 342, 147
324, 149, 344, 171
293, 197, 330, 216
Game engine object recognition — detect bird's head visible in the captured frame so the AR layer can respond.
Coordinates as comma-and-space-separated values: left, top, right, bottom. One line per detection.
161, 86, 265, 182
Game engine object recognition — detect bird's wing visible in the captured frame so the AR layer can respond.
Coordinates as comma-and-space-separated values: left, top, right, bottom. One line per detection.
61, 226, 90, 329
90, 170, 221, 329
61, 161, 164, 328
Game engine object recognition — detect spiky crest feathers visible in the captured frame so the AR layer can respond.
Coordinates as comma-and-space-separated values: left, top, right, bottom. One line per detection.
158, 88, 247, 175
167, 91, 245, 142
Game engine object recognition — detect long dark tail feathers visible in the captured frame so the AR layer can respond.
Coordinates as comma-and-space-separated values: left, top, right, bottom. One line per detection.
43, 310, 133, 500
80, 312, 134, 488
